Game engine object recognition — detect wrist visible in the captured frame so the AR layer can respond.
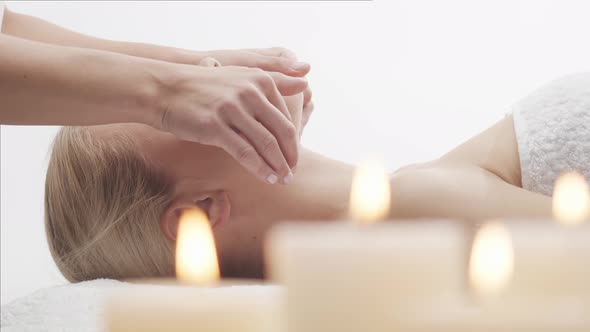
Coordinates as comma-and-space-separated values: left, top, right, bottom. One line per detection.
138, 60, 202, 131
136, 61, 174, 130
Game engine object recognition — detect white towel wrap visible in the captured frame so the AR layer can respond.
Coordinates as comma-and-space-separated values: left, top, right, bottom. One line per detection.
513, 72, 590, 196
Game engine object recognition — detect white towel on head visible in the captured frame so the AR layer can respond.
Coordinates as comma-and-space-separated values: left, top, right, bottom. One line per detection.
513, 72, 590, 196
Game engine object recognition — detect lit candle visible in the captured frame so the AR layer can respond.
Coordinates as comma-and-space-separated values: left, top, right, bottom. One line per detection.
107, 208, 280, 332
267, 161, 466, 331
267, 162, 590, 331
349, 159, 391, 223
468, 222, 513, 299
267, 221, 467, 332
399, 221, 590, 331
175, 208, 220, 285
553, 171, 590, 225
269, 219, 590, 331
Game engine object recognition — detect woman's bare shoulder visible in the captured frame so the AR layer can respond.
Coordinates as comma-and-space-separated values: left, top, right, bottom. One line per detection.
435, 115, 522, 187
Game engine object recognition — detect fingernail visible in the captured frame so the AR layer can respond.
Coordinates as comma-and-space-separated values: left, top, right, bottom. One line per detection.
291, 61, 309, 71
266, 174, 278, 185
283, 171, 294, 185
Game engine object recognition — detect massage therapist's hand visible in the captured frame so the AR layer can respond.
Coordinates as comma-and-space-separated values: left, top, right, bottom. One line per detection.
154, 62, 307, 185
193, 48, 314, 134
0, 8, 310, 183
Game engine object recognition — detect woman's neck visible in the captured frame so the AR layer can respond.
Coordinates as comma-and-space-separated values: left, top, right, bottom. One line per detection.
230, 149, 354, 228
217, 149, 354, 278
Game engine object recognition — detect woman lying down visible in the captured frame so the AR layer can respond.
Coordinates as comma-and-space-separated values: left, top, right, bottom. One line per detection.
45, 72, 590, 282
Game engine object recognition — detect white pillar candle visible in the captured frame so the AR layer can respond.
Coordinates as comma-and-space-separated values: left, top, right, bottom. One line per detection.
390, 296, 590, 332
107, 208, 283, 332
266, 221, 466, 332
496, 220, 590, 299
267, 220, 590, 332
106, 284, 283, 332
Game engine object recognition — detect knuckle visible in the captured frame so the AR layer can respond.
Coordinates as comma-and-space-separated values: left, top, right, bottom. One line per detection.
273, 47, 297, 59
238, 85, 258, 100
271, 56, 286, 67
261, 134, 279, 154
284, 124, 297, 140
305, 87, 313, 100
249, 67, 265, 75
197, 113, 215, 129
255, 72, 273, 88
198, 116, 221, 143
218, 99, 239, 117
236, 145, 257, 164
218, 98, 238, 110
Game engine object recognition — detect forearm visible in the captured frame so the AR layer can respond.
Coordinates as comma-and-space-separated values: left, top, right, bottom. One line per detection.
0, 33, 167, 126
1, 7, 201, 65
390, 163, 552, 220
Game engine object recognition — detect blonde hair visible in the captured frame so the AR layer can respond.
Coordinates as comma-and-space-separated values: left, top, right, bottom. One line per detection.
44, 126, 175, 282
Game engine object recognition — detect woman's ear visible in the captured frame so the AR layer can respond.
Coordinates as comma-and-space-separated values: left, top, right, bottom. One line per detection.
161, 190, 231, 241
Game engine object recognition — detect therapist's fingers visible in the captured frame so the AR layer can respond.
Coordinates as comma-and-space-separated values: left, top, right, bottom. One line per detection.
258, 56, 310, 77
302, 101, 314, 129
303, 85, 312, 106
246, 53, 310, 77
218, 124, 279, 185
243, 88, 299, 170
247, 47, 299, 60
266, 71, 308, 97
226, 110, 293, 184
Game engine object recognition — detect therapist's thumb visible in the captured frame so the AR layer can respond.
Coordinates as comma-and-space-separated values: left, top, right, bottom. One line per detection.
255, 55, 310, 77
268, 72, 308, 96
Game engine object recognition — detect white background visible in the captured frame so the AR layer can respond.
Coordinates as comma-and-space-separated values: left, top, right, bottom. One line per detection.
1, 0, 589, 304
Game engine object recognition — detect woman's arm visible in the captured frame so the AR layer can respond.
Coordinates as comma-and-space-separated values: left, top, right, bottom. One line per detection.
391, 163, 552, 220
391, 116, 552, 220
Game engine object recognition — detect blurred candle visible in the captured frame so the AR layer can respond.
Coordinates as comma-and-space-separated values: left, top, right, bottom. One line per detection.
269, 220, 590, 332
499, 221, 590, 299
468, 222, 514, 298
267, 221, 466, 332
553, 171, 590, 225
349, 159, 391, 223
268, 161, 590, 331
398, 221, 590, 331
175, 208, 220, 284
107, 208, 279, 332
268, 159, 463, 331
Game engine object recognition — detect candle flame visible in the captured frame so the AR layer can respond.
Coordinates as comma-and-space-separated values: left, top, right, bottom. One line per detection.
552, 172, 590, 226
175, 208, 220, 285
469, 222, 514, 298
349, 160, 391, 224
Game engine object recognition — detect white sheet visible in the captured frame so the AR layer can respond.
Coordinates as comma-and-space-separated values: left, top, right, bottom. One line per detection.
1, 279, 281, 332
